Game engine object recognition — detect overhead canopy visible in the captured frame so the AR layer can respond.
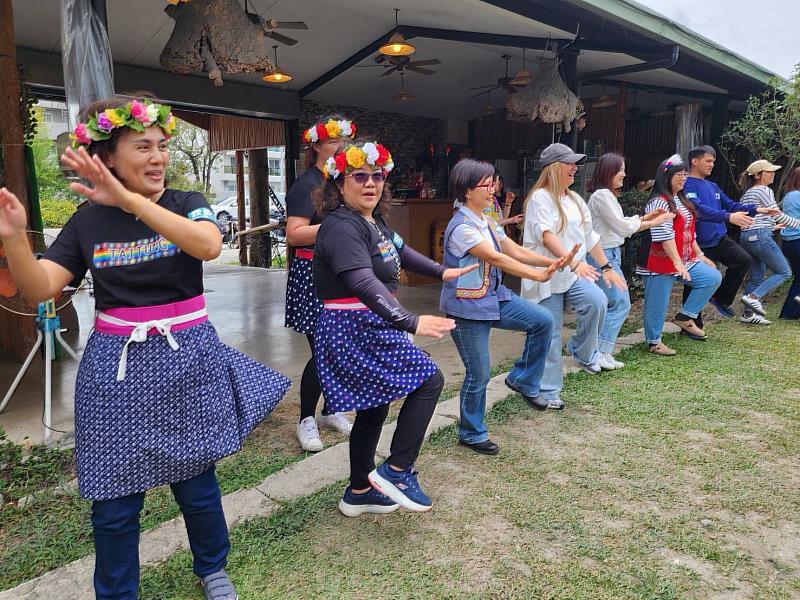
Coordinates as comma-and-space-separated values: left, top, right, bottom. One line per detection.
12, 0, 777, 121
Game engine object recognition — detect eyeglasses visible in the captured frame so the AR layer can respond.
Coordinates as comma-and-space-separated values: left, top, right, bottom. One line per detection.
474, 183, 495, 191
674, 172, 689, 178
346, 171, 386, 185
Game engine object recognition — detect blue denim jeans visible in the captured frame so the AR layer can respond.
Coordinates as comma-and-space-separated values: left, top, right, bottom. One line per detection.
91, 466, 229, 600
780, 238, 800, 319
642, 261, 722, 344
538, 278, 607, 401
588, 246, 632, 353
450, 293, 553, 444
740, 228, 793, 299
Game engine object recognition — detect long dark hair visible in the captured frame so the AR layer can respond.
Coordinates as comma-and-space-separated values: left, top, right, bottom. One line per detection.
589, 152, 625, 194
311, 139, 393, 217
304, 112, 351, 169
651, 155, 697, 218
786, 166, 800, 193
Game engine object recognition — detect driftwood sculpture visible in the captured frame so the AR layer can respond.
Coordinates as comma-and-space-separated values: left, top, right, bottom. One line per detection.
505, 57, 585, 132
160, 0, 274, 87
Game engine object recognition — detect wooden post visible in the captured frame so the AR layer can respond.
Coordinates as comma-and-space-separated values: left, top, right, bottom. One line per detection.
710, 95, 730, 187
235, 150, 247, 266
613, 83, 627, 152
284, 119, 299, 270
247, 148, 271, 268
0, 0, 29, 216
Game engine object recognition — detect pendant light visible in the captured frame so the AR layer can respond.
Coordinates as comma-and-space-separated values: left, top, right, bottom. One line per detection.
392, 73, 415, 102
263, 45, 293, 83
510, 48, 532, 87
379, 9, 416, 56
592, 86, 617, 108
480, 90, 498, 116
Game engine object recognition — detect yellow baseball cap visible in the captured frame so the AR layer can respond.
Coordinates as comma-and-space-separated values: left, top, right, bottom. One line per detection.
746, 159, 782, 176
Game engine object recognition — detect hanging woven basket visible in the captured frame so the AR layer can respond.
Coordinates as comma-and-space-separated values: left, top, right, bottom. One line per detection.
505, 57, 585, 132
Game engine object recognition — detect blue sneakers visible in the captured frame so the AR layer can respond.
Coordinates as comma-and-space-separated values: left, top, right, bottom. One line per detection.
709, 297, 735, 318
368, 462, 433, 512
338, 486, 399, 518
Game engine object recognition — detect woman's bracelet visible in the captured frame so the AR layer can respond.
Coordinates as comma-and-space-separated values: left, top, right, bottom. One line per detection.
135, 199, 152, 221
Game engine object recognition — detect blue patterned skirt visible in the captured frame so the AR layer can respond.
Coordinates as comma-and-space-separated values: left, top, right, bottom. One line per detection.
74, 321, 290, 501
314, 307, 438, 413
284, 256, 323, 335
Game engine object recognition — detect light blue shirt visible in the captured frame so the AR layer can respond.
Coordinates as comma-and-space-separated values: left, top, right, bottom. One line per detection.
781, 191, 800, 241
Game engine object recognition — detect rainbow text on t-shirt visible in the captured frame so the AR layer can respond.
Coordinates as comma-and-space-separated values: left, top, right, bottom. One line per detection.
92, 235, 179, 268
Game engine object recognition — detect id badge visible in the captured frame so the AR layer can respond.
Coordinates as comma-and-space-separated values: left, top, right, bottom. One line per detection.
378, 241, 395, 262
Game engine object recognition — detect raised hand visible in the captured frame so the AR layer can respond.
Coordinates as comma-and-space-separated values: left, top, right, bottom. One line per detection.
534, 256, 568, 282
442, 263, 479, 282
60, 147, 135, 210
563, 243, 581, 268
603, 268, 628, 291
756, 206, 781, 216
415, 315, 456, 339
573, 261, 599, 282
728, 211, 755, 228
0, 188, 28, 241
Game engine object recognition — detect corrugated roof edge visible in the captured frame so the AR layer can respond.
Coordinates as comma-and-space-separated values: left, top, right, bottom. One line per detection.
572, 0, 784, 87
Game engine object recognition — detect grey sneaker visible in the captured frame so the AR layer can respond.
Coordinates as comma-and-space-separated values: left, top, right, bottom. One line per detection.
547, 397, 565, 410
201, 570, 238, 600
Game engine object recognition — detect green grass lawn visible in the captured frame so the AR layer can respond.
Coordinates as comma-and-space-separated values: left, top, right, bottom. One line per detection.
138, 306, 800, 599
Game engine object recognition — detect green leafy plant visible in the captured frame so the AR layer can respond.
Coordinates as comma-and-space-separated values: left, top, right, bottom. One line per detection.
39, 198, 77, 228
720, 64, 800, 195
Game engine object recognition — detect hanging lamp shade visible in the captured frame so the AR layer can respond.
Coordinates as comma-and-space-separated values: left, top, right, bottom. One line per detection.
263, 45, 293, 83
392, 74, 415, 102
592, 95, 617, 108
380, 32, 416, 56
510, 48, 532, 87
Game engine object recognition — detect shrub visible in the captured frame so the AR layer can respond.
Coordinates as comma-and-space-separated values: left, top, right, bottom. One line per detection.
40, 198, 77, 228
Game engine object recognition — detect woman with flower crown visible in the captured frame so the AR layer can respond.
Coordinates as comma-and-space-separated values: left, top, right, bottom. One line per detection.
0, 96, 290, 600
636, 154, 721, 355
311, 140, 477, 516
286, 114, 356, 452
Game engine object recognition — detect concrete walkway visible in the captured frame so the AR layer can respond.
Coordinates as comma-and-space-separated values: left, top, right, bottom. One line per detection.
0, 324, 664, 600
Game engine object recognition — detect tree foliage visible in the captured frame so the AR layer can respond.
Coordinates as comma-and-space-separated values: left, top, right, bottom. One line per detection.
720, 65, 800, 195
168, 120, 222, 197
30, 108, 77, 202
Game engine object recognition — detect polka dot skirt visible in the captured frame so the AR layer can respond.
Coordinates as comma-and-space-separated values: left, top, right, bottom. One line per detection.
314, 308, 439, 413
74, 321, 291, 501
285, 256, 323, 335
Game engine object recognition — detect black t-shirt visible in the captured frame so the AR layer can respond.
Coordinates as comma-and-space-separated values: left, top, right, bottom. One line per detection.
286, 166, 324, 250
43, 189, 217, 310
313, 207, 402, 300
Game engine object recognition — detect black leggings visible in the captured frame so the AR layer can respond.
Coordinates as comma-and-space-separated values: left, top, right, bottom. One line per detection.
299, 334, 325, 421
349, 370, 444, 489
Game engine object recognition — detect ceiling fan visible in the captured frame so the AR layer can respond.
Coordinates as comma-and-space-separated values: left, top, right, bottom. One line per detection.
469, 55, 519, 98
374, 54, 441, 77
243, 0, 308, 46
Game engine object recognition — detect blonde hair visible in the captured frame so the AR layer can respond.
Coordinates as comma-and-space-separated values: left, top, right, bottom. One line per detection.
524, 162, 585, 235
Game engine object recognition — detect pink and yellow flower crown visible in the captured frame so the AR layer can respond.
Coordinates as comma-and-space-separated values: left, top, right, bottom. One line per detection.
70, 99, 177, 148
303, 119, 357, 144
323, 142, 395, 179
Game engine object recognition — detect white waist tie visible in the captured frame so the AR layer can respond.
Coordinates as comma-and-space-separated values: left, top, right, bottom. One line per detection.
96, 308, 208, 381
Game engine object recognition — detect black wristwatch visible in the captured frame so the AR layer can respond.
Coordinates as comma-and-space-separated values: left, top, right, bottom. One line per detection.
601, 263, 614, 272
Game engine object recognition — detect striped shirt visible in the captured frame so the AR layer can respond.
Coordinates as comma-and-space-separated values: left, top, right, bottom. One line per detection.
636, 196, 696, 276
741, 186, 800, 231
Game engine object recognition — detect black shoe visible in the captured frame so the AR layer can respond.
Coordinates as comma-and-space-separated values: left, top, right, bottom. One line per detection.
504, 378, 548, 411
459, 439, 500, 455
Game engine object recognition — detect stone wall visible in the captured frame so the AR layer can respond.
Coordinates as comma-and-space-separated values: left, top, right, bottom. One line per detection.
299, 100, 448, 193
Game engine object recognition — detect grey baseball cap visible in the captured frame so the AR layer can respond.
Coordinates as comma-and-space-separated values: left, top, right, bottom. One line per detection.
540, 143, 587, 168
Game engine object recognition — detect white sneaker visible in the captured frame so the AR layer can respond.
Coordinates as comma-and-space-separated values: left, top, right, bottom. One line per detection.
318, 413, 353, 435
602, 352, 625, 369
741, 294, 766, 316
597, 353, 619, 370
296, 416, 324, 452
794, 295, 800, 306
740, 314, 772, 325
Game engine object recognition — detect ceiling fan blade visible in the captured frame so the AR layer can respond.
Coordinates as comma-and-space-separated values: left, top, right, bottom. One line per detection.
471, 87, 497, 99
468, 83, 498, 91
408, 59, 441, 67
381, 66, 402, 77
265, 31, 299, 46
407, 66, 436, 75
271, 21, 308, 30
